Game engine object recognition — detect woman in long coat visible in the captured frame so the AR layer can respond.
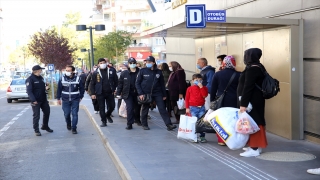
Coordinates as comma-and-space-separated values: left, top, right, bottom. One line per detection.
237, 48, 268, 157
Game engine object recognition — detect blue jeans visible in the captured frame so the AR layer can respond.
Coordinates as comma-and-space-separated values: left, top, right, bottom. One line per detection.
190, 106, 206, 137
62, 100, 80, 130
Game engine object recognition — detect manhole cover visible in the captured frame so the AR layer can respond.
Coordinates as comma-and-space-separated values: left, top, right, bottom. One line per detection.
256, 152, 316, 162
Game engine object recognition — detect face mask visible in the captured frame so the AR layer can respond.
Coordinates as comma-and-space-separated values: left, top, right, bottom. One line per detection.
196, 64, 202, 69
146, 63, 153, 68
218, 61, 222, 66
62, 71, 66, 75
193, 80, 199, 85
169, 67, 173, 71
100, 64, 107, 69
65, 72, 72, 76
129, 64, 136, 69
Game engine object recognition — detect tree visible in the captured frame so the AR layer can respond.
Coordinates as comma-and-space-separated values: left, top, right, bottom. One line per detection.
94, 30, 133, 64
28, 28, 76, 70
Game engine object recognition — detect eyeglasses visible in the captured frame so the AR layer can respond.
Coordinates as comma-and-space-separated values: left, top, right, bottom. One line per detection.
129, 62, 136, 64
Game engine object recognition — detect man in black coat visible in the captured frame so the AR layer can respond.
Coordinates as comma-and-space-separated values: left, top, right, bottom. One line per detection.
90, 58, 118, 127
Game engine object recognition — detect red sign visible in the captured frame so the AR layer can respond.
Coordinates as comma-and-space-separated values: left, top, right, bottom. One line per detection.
129, 52, 152, 61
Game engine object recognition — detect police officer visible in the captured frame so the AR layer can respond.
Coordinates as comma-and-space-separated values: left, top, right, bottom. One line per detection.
90, 58, 118, 127
57, 65, 84, 134
116, 57, 142, 130
26, 65, 53, 136
135, 56, 177, 131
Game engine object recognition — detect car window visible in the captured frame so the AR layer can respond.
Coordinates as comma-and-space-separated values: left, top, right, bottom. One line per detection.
11, 79, 26, 85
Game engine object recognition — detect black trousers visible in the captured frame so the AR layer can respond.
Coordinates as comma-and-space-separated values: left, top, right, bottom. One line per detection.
165, 90, 171, 114
124, 94, 141, 125
31, 101, 50, 131
141, 95, 172, 127
97, 93, 115, 122
92, 99, 99, 111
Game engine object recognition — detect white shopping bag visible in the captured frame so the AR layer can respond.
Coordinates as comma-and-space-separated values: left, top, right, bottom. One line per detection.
208, 107, 249, 150
203, 109, 214, 122
177, 115, 197, 142
177, 98, 185, 110
235, 112, 260, 134
118, 99, 127, 118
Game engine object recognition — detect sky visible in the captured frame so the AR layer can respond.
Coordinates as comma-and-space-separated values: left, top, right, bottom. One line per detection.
1, 0, 94, 47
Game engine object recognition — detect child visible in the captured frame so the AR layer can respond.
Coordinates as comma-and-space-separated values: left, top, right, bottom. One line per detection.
185, 74, 208, 143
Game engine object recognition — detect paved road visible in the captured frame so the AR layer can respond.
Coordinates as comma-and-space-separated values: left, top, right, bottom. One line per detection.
0, 91, 121, 180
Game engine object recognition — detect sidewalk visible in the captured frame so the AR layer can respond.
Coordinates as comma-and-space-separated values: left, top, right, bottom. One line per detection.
80, 94, 320, 180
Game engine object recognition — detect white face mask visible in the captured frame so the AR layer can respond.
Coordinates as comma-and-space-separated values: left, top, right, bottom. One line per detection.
169, 67, 173, 71
100, 64, 107, 69
65, 72, 72, 76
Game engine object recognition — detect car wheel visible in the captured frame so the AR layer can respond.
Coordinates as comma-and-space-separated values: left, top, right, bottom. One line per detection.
7, 99, 12, 103
14, 99, 18, 101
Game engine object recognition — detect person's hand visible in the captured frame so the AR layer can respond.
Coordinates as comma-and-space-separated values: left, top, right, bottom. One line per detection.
57, 100, 62, 105
163, 97, 166, 100
46, 86, 50, 90
240, 106, 247, 113
91, 95, 96, 99
198, 82, 203, 88
186, 108, 190, 114
179, 94, 183, 99
139, 95, 144, 101
33, 101, 38, 105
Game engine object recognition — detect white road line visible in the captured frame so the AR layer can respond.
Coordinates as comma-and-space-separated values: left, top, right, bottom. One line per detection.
0, 107, 29, 137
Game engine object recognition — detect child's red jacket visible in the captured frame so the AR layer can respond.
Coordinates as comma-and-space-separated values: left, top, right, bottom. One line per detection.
185, 85, 208, 108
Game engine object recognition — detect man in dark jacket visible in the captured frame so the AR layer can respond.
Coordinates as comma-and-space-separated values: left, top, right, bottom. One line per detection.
197, 57, 215, 110
116, 57, 142, 130
135, 56, 177, 131
90, 58, 118, 127
26, 65, 53, 136
85, 65, 99, 114
79, 71, 87, 87
57, 65, 84, 134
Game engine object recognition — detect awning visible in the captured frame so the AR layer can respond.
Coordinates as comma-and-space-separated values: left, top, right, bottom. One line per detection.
140, 17, 300, 39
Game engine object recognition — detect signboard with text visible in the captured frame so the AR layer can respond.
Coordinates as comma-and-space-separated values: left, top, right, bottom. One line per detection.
206, 10, 226, 22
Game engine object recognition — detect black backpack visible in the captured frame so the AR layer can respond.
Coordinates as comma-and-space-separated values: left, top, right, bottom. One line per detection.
255, 66, 280, 99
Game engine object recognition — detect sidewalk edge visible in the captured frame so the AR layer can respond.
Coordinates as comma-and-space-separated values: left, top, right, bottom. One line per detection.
80, 105, 131, 180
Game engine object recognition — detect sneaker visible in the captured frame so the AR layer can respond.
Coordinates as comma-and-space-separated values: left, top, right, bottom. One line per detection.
167, 124, 177, 131
67, 124, 71, 130
307, 168, 320, 175
240, 148, 260, 157
35, 130, 41, 136
243, 147, 262, 153
142, 126, 150, 130
126, 124, 133, 130
200, 137, 207, 143
107, 116, 113, 123
41, 127, 53, 133
100, 122, 107, 127
110, 114, 114, 117
72, 129, 77, 134
134, 121, 142, 126
218, 142, 226, 146
94, 111, 99, 114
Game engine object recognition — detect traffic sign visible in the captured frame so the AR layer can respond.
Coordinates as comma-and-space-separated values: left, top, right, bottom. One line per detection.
185, 4, 206, 28
206, 10, 226, 22
48, 64, 55, 72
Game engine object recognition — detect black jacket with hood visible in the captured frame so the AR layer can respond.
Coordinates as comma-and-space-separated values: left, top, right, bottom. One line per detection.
116, 68, 140, 99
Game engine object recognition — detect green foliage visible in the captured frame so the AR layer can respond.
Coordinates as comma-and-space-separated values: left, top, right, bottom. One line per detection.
94, 30, 133, 64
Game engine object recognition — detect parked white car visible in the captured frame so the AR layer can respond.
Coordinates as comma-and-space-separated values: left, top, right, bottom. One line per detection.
6, 78, 29, 103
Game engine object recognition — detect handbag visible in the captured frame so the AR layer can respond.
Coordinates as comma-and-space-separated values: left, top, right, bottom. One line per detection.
210, 72, 237, 110
137, 71, 156, 104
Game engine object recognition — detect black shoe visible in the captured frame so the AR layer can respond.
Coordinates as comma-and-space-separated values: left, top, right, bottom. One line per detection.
100, 122, 107, 127
167, 124, 177, 131
142, 126, 150, 130
134, 121, 142, 126
107, 116, 113, 123
110, 114, 114, 117
126, 124, 133, 130
35, 130, 41, 136
41, 126, 53, 133
72, 129, 77, 134
67, 124, 71, 130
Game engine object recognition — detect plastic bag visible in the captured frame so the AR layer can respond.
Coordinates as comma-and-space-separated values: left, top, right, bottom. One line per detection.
208, 107, 249, 150
235, 112, 260, 134
119, 99, 127, 118
177, 115, 197, 142
177, 98, 185, 110
203, 109, 214, 122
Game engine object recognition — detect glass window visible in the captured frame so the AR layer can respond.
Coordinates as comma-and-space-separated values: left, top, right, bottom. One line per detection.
11, 79, 26, 85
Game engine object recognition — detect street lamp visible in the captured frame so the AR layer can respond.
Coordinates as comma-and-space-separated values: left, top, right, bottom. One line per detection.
81, 48, 96, 71
77, 58, 85, 71
76, 24, 105, 68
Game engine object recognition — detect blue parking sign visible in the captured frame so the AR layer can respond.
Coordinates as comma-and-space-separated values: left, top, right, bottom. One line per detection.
206, 10, 226, 22
48, 64, 55, 72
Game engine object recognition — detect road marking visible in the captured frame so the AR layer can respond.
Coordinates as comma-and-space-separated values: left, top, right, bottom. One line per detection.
0, 106, 29, 137
0, 96, 6, 99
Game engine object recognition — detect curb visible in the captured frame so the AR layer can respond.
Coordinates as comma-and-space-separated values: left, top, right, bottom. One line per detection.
80, 104, 131, 180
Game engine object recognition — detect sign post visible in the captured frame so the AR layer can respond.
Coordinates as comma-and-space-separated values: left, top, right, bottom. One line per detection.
48, 64, 55, 100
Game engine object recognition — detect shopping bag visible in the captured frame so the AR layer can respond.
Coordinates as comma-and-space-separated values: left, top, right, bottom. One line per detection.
177, 98, 185, 110
118, 99, 127, 118
208, 107, 249, 150
177, 115, 197, 142
235, 112, 260, 134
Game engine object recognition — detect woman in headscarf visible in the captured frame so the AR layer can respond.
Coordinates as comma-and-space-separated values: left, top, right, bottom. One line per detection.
210, 55, 241, 145
237, 48, 268, 157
